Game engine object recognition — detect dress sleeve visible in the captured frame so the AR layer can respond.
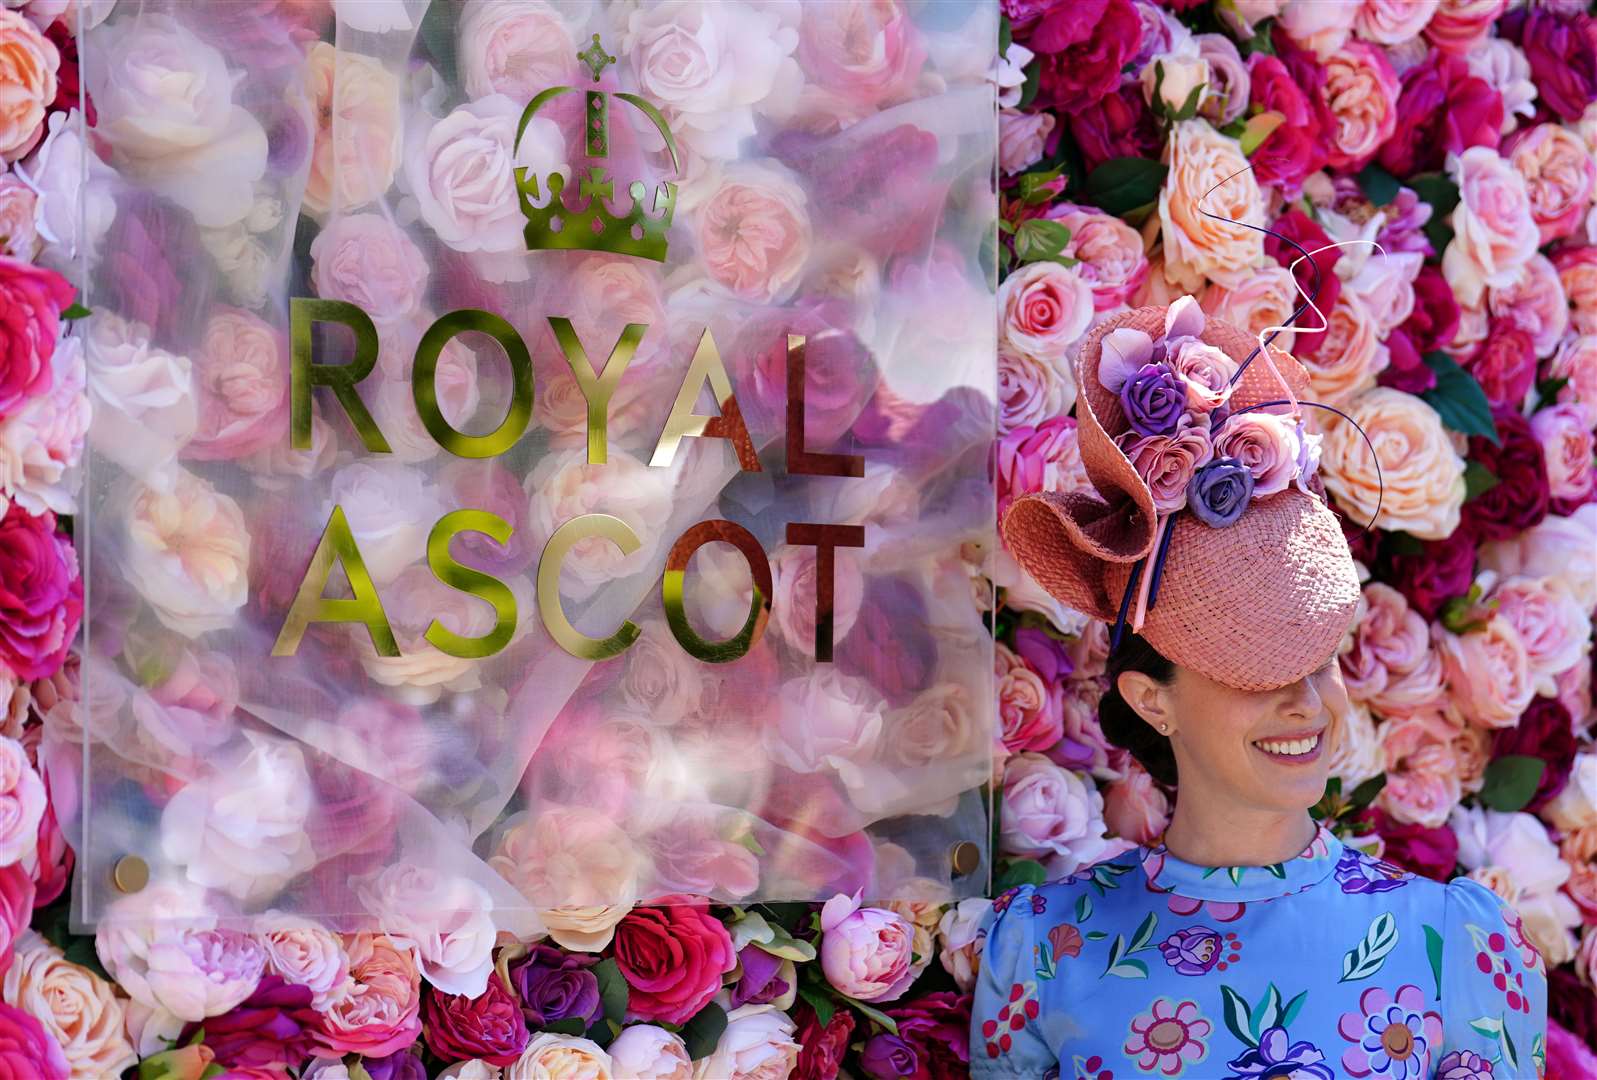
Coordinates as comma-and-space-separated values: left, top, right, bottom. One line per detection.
1438, 876, 1549, 1080
970, 884, 1060, 1080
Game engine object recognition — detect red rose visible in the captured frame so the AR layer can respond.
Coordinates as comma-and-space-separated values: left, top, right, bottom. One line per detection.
1247, 50, 1328, 195
1379, 52, 1503, 178
423, 972, 529, 1067
793, 1001, 856, 1080
1029, 0, 1143, 116
1466, 319, 1538, 408
1263, 210, 1341, 358
0, 255, 74, 421
1459, 407, 1552, 541
1360, 809, 1459, 881
1501, 8, 1597, 124
612, 896, 736, 1026
0, 505, 81, 682
1068, 83, 1163, 172
1491, 697, 1576, 812
1382, 529, 1476, 620
1403, 265, 1462, 355
884, 991, 971, 1080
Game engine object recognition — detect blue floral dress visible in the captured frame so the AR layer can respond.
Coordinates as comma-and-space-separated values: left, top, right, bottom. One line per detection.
971, 825, 1547, 1079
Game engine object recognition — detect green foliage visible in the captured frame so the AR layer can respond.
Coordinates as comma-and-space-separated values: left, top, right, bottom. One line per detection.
1421, 352, 1500, 444
1479, 755, 1545, 813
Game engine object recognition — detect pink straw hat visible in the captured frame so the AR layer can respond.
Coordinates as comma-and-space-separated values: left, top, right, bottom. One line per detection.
1000, 305, 1362, 693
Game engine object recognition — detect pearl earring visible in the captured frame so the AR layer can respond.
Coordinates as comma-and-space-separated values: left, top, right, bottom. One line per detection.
1158, 723, 1170, 734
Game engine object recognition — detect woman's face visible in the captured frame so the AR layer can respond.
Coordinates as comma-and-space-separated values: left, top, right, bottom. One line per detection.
1122, 653, 1348, 814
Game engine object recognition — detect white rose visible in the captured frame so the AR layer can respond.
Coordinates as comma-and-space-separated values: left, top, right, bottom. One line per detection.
608, 1024, 691, 1080
355, 864, 497, 998
325, 461, 444, 583
1542, 754, 1597, 832
84, 313, 196, 485
691, 1004, 799, 1080
15, 108, 115, 270
937, 897, 992, 992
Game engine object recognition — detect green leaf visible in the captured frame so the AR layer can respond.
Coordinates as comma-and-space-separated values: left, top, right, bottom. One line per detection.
1105, 958, 1149, 979
417, 0, 461, 86
999, 14, 1012, 59
1018, 167, 1064, 205
1250, 983, 1281, 1035
1085, 930, 1108, 941
1014, 218, 1073, 263
841, 994, 900, 1036
1172, 81, 1207, 122
681, 1003, 729, 1060
1357, 163, 1401, 208
1387, 531, 1425, 556
585, 1017, 617, 1049
1103, 933, 1125, 975
798, 984, 835, 1028
1221, 985, 1257, 1048
1239, 19, 1276, 57
1410, 171, 1460, 253
1018, 58, 1041, 110
1479, 755, 1545, 812
1084, 158, 1170, 216
995, 859, 1047, 891
543, 1017, 588, 1036
1128, 912, 1158, 954
1347, 773, 1388, 812
1280, 990, 1308, 1030
1425, 924, 1445, 1000
1421, 352, 1500, 445
1501, 1012, 1519, 1072
1340, 912, 1400, 982
1075, 894, 1093, 922
594, 958, 629, 1025
1240, 111, 1285, 157
61, 301, 91, 320
1463, 460, 1501, 502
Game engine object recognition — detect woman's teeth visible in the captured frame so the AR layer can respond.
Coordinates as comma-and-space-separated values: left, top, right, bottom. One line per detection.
1254, 733, 1321, 757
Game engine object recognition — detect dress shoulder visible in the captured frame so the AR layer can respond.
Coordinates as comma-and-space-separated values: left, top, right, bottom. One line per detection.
1435, 876, 1549, 1079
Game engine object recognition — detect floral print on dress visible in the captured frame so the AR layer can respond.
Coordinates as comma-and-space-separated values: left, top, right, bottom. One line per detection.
1335, 847, 1414, 895
1158, 925, 1243, 976
1223, 1024, 1334, 1079
1336, 983, 1443, 1078
1124, 997, 1210, 1076
1434, 1049, 1495, 1078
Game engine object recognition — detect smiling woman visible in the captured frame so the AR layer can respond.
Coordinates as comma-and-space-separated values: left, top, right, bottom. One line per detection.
973, 303, 1549, 1079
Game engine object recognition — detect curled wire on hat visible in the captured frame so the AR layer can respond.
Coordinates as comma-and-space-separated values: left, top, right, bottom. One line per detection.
1108, 166, 1390, 652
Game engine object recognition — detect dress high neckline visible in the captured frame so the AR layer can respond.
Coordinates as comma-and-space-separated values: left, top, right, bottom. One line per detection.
1136, 822, 1345, 902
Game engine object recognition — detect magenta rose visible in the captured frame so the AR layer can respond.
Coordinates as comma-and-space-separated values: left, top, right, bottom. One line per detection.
1466, 319, 1538, 408
1361, 809, 1459, 881
177, 975, 320, 1073
1459, 407, 1551, 541
1027, 0, 1142, 116
1381, 331, 1436, 396
1264, 210, 1341, 357
613, 896, 737, 1026
884, 991, 972, 1077
1402, 265, 1461, 355
422, 972, 529, 1067
1549, 968, 1597, 1052
1501, 7, 1597, 123
736, 298, 878, 452
0, 505, 80, 681
1491, 697, 1576, 812
1246, 52, 1327, 194
0, 863, 34, 978
1379, 52, 1503, 178
0, 1000, 66, 1080
1068, 83, 1163, 171
794, 1000, 855, 1080
98, 195, 199, 346
0, 255, 73, 421
1382, 529, 1476, 620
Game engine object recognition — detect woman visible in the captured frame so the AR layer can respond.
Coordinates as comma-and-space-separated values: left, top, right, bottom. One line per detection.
972, 302, 1547, 1079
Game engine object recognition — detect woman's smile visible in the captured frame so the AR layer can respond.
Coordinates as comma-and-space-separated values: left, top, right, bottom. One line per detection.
1251, 727, 1327, 763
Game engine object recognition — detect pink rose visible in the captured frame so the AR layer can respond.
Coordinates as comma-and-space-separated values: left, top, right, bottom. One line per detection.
993, 416, 1093, 523
184, 309, 289, 461
1041, 203, 1149, 311
1556, 246, 1597, 337
0, 332, 88, 517
0, 256, 72, 421
820, 891, 916, 1003
607, 1024, 690, 1080
309, 213, 429, 322
1213, 410, 1300, 496
996, 642, 1062, 755
355, 865, 496, 998
0, 176, 37, 261
1487, 574, 1592, 698
998, 343, 1075, 435
1381, 53, 1502, 179
130, 648, 239, 762
1167, 339, 1239, 414
794, 0, 925, 121
1424, 0, 1508, 54
1355, 0, 1439, 44
999, 108, 1055, 176
1201, 265, 1300, 354
1119, 413, 1215, 513
0, 865, 32, 980
771, 541, 865, 659
1489, 253, 1570, 360
257, 915, 352, 1011
1277, 0, 1358, 59
1550, 336, 1597, 425
1321, 40, 1399, 171
998, 259, 1094, 367
1480, 506, 1597, 612
1436, 616, 1536, 729
312, 934, 420, 1059
0, 504, 79, 681
0, 1000, 66, 1080
1342, 583, 1433, 704
1378, 713, 1462, 829
1197, 34, 1251, 126
457, 0, 578, 101
1509, 124, 1597, 245
1444, 145, 1539, 308
1103, 760, 1171, 845
1531, 402, 1597, 503
999, 752, 1114, 876
695, 160, 812, 304
767, 668, 883, 780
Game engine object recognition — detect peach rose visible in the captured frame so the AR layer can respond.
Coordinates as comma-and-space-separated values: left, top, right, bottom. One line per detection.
1531, 403, 1597, 503
258, 913, 353, 1010
509, 1032, 613, 1080
185, 308, 289, 461
1443, 146, 1539, 308
1378, 712, 1462, 828
1355, 0, 1438, 43
537, 906, 633, 955
4, 930, 136, 1079
1344, 250, 1423, 341
489, 807, 641, 910
1160, 120, 1265, 291
303, 43, 401, 216
771, 540, 865, 658
355, 864, 497, 998
1326, 696, 1384, 789
1488, 254, 1569, 361
90, 15, 265, 227
309, 213, 429, 322
1487, 574, 1591, 698
1321, 40, 1398, 171
883, 682, 981, 768
1277, 0, 1358, 58
1301, 292, 1389, 404
1320, 387, 1467, 540
1436, 615, 1535, 729
1545, 754, 1597, 833
695, 160, 812, 304
1549, 336, 1597, 425
353, 563, 509, 699
123, 468, 251, 637
1201, 265, 1299, 354
0, 11, 55, 162
1510, 124, 1597, 246
457, 0, 579, 101
0, 175, 37, 260
1557, 247, 1597, 337
1103, 760, 1171, 845
315, 933, 421, 1059
1000, 108, 1054, 177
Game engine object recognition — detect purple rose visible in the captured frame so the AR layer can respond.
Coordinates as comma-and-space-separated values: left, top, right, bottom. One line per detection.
884, 991, 971, 1076
1491, 697, 1577, 811
1502, 8, 1597, 123
100, 193, 204, 347
1382, 529, 1477, 621
363, 1049, 428, 1080
859, 1033, 918, 1079
1158, 926, 1223, 976
1225, 1026, 1335, 1079
177, 976, 319, 1073
1334, 847, 1412, 895
838, 577, 937, 707
1013, 626, 1073, 684
1459, 408, 1551, 542
1121, 363, 1187, 437
1187, 458, 1254, 528
729, 944, 792, 1009
507, 944, 603, 1029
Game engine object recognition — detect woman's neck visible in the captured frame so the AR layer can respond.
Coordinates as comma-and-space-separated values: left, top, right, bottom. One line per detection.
1159, 797, 1319, 868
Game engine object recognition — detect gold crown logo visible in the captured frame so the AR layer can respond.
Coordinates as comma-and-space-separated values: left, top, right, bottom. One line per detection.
514, 34, 680, 262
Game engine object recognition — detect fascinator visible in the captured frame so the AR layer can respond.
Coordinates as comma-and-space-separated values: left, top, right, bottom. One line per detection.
1001, 297, 1365, 692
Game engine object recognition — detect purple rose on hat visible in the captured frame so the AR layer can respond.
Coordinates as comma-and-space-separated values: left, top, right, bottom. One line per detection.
1187, 457, 1254, 528
1159, 926, 1223, 976
1121, 362, 1188, 437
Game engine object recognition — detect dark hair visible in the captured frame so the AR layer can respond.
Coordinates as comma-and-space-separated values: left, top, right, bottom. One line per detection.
1099, 632, 1178, 787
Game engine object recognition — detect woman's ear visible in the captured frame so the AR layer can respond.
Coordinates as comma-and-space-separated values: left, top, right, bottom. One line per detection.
1117, 669, 1175, 735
